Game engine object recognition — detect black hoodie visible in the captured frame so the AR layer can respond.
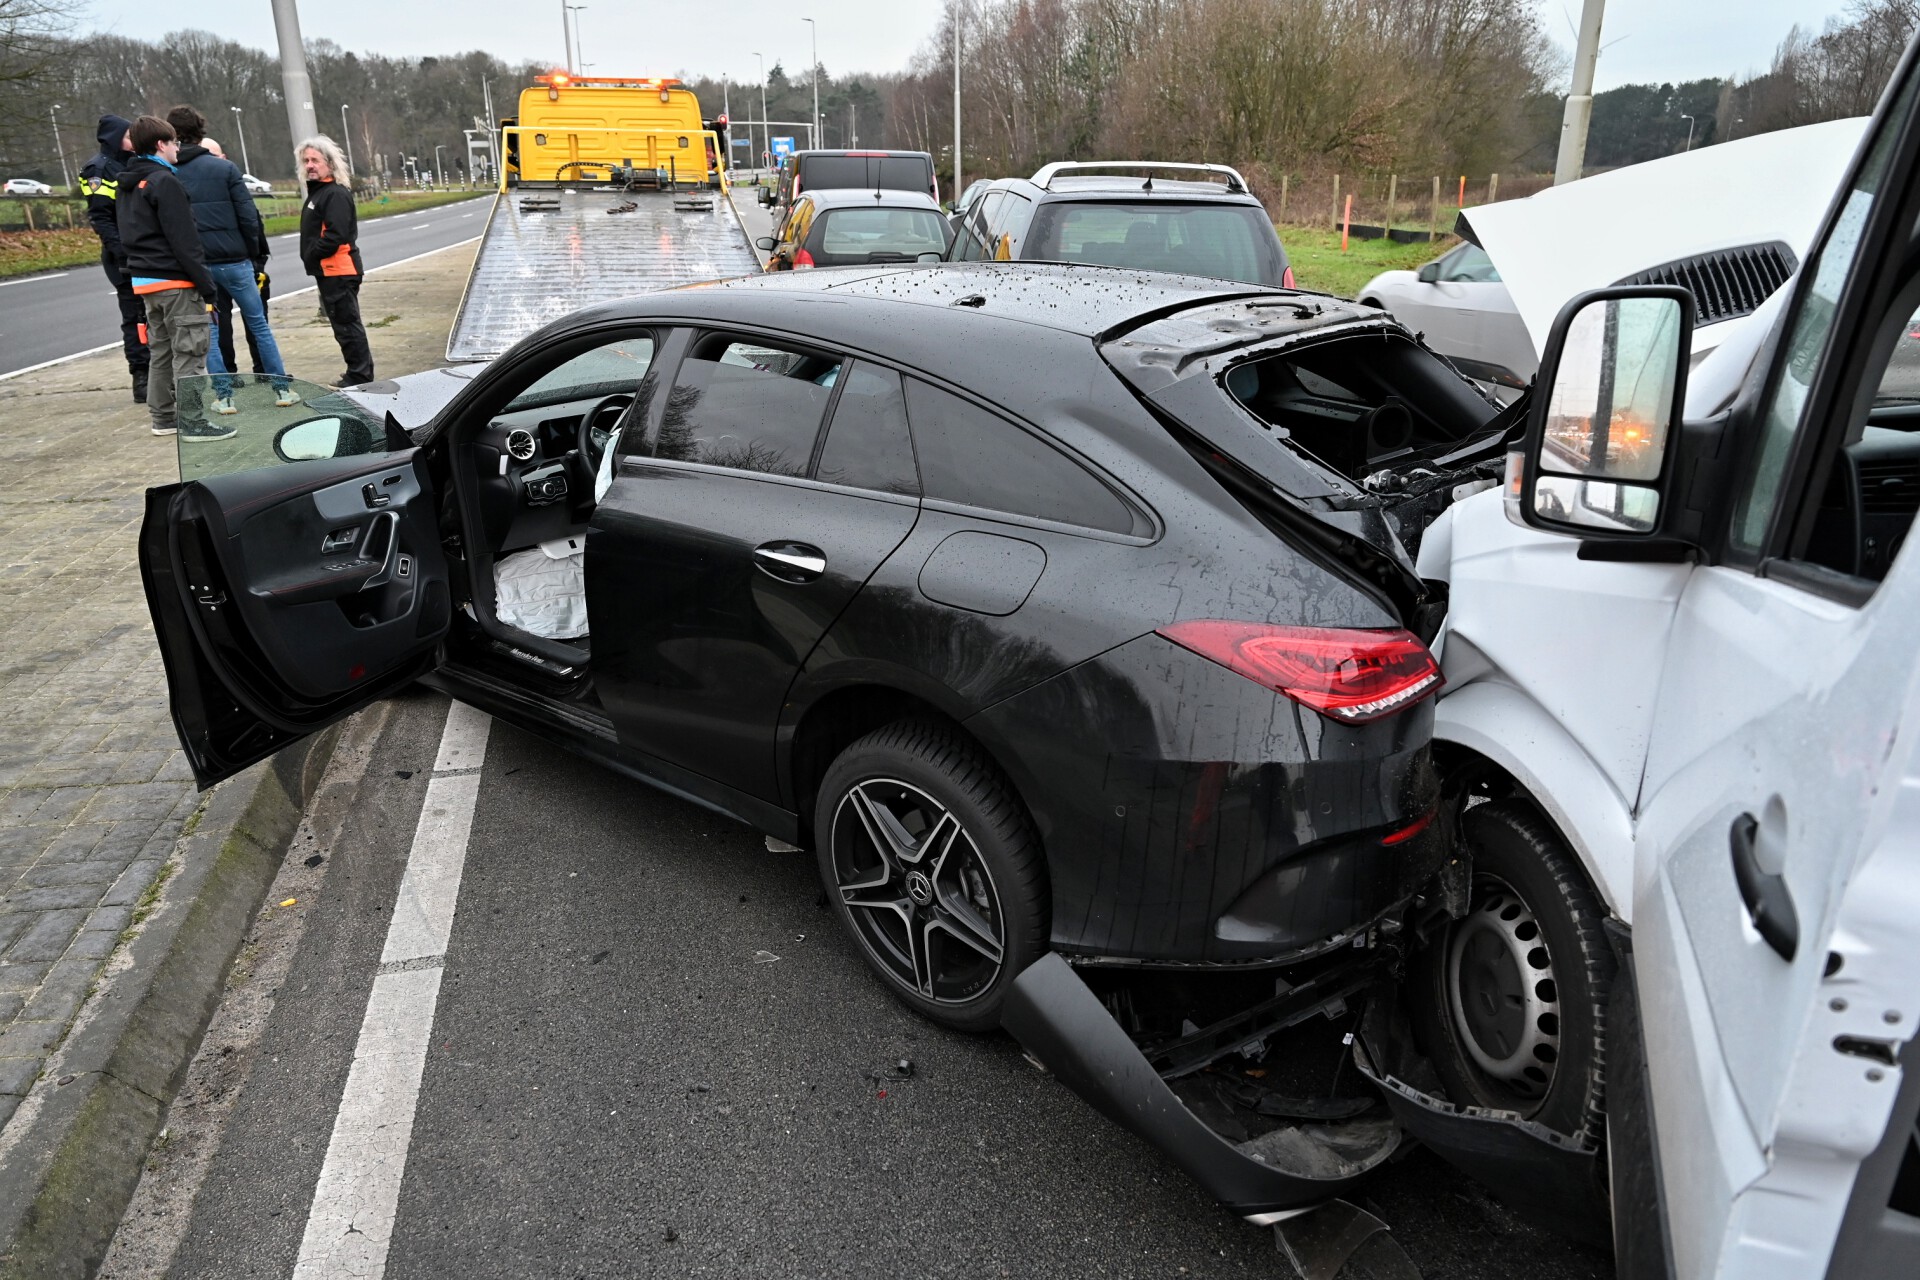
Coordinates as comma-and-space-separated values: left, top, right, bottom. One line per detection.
79, 114, 133, 258
116, 154, 215, 300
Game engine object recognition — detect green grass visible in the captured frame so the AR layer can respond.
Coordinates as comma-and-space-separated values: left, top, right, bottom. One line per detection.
1280, 224, 1454, 299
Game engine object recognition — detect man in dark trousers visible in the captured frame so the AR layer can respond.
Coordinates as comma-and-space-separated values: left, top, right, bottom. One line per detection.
117, 115, 225, 441
297, 134, 373, 387
79, 115, 150, 402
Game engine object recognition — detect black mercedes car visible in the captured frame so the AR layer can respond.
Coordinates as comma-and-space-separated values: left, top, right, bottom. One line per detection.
142, 262, 1506, 1041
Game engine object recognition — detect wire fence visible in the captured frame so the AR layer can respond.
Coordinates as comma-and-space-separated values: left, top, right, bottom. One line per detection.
1250, 168, 1554, 240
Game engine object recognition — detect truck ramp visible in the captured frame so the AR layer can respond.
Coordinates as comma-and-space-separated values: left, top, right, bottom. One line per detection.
448, 186, 760, 361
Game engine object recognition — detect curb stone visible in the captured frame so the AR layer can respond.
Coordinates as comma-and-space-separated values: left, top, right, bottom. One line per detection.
0, 727, 342, 1279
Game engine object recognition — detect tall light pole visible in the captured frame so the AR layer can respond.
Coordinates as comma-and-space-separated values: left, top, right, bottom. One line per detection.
340, 104, 355, 180
1553, 0, 1606, 185
269, 0, 320, 175
568, 6, 587, 71
753, 51, 769, 168
803, 17, 819, 149
229, 105, 252, 177
48, 105, 72, 190
953, 4, 962, 204
435, 143, 447, 186
560, 0, 574, 72
1680, 113, 1696, 152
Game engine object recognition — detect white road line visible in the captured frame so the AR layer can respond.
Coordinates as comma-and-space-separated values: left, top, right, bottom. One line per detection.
294, 701, 490, 1280
0, 236, 482, 383
0, 270, 67, 288
412, 222, 432, 229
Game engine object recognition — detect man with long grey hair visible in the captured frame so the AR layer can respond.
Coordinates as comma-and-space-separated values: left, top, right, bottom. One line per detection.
297, 134, 372, 386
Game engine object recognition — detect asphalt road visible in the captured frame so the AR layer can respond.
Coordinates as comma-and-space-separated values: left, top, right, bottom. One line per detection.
107, 691, 1612, 1280
0, 195, 492, 379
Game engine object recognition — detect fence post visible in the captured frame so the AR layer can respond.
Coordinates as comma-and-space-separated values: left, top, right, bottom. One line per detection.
23, 202, 34, 232
1457, 175, 1466, 208
1488, 172, 1500, 203
1331, 174, 1340, 229
1430, 176, 1441, 241
1280, 173, 1289, 220
1386, 174, 1398, 231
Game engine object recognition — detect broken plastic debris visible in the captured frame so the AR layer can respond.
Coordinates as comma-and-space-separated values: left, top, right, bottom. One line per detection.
279, 898, 297, 908
895, 1059, 914, 1078
395, 770, 413, 779
303, 854, 324, 868
877, 1089, 888, 1099
590, 950, 611, 964
753, 950, 781, 964
793, 933, 806, 942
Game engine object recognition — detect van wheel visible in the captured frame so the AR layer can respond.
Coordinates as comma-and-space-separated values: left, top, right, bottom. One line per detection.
1410, 802, 1613, 1139
814, 722, 1047, 1033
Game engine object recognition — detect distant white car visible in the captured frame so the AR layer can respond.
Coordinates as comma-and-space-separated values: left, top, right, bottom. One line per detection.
1357, 242, 1535, 391
242, 174, 273, 195
4, 178, 53, 195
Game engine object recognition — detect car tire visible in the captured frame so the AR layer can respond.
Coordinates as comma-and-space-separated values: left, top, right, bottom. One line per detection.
814, 720, 1047, 1033
1410, 801, 1613, 1139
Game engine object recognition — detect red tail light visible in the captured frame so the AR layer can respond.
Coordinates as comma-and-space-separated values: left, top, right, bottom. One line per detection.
792, 247, 815, 269
1156, 621, 1442, 722
1282, 265, 1296, 289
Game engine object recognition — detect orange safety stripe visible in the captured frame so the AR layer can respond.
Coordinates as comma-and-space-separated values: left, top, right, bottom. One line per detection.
132, 279, 194, 295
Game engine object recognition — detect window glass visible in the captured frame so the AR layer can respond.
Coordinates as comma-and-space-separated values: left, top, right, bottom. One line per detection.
171, 374, 386, 483
954, 191, 1005, 262
801, 157, 870, 190
810, 207, 950, 265
506, 334, 655, 413
654, 337, 842, 477
992, 192, 1035, 259
815, 363, 919, 495
1443, 243, 1501, 283
903, 378, 1133, 532
1026, 202, 1287, 285
875, 157, 933, 194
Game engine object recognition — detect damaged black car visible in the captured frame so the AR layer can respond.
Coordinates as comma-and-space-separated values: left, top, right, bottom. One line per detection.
138, 261, 1580, 1238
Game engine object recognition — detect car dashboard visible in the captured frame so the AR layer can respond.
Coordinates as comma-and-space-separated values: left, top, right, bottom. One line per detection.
470, 400, 606, 555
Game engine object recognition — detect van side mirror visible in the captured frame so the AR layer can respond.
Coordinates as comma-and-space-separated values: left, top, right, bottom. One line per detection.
1508, 286, 1695, 541
1416, 262, 1441, 284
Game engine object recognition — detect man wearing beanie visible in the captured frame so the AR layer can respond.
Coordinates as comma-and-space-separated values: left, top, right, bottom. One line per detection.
79, 114, 151, 403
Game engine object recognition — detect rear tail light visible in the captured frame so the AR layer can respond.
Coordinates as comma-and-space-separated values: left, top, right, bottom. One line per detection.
792, 248, 815, 269
1156, 621, 1442, 722
1282, 265, 1296, 289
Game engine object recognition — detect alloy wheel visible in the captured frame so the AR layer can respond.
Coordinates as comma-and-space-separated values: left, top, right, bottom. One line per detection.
829, 778, 1006, 1005
1445, 874, 1562, 1099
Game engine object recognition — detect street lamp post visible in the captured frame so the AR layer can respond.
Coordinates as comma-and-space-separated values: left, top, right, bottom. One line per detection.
341, 104, 356, 181
435, 144, 447, 187
568, 6, 587, 71
754, 52, 769, 168
560, 0, 573, 72
953, 4, 962, 204
229, 105, 251, 177
1680, 113, 1696, 152
49, 105, 72, 190
803, 17, 819, 149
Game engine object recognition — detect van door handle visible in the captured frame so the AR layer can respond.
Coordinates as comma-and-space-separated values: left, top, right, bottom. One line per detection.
753, 542, 826, 583
1730, 813, 1799, 962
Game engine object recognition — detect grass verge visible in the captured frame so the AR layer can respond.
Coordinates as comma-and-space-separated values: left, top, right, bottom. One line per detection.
1280, 224, 1453, 298
0, 190, 489, 280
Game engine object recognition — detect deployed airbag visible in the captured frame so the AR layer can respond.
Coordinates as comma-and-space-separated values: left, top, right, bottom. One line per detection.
494, 535, 587, 639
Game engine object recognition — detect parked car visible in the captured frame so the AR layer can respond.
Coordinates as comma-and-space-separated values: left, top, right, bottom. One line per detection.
755, 188, 949, 270
951, 178, 991, 221
1357, 241, 1534, 390
3, 178, 53, 195
761, 149, 940, 225
949, 162, 1294, 288
242, 173, 273, 195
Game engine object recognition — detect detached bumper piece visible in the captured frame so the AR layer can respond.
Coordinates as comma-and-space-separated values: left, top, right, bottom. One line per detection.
1002, 954, 1400, 1214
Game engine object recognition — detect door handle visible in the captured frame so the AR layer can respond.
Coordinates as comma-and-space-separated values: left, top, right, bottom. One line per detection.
1730, 813, 1799, 962
753, 542, 826, 583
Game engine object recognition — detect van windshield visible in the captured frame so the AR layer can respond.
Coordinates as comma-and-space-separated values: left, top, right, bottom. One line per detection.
811, 207, 951, 265
1028, 202, 1287, 286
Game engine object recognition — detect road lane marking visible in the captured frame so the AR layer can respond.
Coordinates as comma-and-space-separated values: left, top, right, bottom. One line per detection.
294, 700, 490, 1279
0, 236, 482, 382
413, 222, 432, 229
0, 271, 67, 288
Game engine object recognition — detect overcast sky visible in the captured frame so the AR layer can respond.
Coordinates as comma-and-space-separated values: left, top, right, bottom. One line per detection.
74, 0, 1857, 93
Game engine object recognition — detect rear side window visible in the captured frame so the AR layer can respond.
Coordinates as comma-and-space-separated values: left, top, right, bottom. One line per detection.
1028, 202, 1286, 285
876, 157, 933, 193
654, 336, 842, 477
954, 191, 1005, 262
816, 363, 919, 495
903, 379, 1134, 533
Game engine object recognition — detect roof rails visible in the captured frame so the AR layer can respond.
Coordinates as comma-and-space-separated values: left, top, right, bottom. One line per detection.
1028, 161, 1250, 193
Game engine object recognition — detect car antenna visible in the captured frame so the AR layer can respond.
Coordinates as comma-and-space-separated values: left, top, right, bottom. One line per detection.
1142, 174, 1153, 192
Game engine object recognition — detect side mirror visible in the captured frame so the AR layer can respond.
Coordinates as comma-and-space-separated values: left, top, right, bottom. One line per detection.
755, 236, 777, 251
1509, 286, 1694, 540
915, 251, 943, 264
274, 416, 351, 461
1415, 262, 1441, 284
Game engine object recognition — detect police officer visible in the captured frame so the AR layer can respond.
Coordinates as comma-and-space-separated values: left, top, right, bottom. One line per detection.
80, 115, 151, 403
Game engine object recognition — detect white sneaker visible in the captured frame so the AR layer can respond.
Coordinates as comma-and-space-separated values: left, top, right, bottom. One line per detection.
274, 388, 301, 407
211, 397, 237, 415
150, 422, 177, 437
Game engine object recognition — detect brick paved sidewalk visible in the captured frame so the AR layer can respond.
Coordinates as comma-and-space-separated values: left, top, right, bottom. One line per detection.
0, 247, 475, 1132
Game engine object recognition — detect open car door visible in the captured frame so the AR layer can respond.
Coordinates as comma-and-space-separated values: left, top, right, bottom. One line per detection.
138, 374, 451, 788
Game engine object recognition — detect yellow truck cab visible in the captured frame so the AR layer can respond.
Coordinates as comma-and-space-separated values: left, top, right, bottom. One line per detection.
503, 74, 728, 189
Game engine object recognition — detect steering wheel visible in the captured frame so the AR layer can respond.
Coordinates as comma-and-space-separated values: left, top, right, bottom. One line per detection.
577, 393, 634, 473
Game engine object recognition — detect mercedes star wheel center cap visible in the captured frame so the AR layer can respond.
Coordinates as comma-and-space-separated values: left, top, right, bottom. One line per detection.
906, 870, 934, 906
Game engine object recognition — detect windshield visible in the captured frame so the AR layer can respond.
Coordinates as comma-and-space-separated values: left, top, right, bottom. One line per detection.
1027, 202, 1288, 286
810, 207, 950, 265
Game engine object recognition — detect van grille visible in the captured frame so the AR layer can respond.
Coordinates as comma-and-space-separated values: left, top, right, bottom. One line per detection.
1857, 458, 1920, 514
1615, 242, 1798, 326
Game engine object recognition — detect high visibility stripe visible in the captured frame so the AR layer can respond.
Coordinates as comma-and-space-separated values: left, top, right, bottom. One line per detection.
82, 177, 117, 198
132, 279, 194, 295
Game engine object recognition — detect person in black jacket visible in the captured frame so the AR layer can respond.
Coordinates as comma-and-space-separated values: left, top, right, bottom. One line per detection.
297, 134, 373, 387
117, 115, 225, 441
79, 115, 150, 403
166, 106, 293, 412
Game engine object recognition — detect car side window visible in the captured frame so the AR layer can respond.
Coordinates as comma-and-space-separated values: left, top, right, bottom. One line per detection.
902, 378, 1135, 533
955, 191, 1005, 262
1443, 243, 1500, 284
814, 362, 919, 496
991, 192, 1035, 260
654, 334, 842, 478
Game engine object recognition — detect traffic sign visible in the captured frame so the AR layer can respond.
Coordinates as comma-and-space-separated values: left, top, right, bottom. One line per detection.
771, 137, 795, 163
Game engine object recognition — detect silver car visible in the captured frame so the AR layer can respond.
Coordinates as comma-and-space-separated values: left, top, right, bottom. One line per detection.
1358, 242, 1535, 391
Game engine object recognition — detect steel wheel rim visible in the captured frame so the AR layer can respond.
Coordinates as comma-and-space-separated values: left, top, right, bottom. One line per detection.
830, 777, 1005, 1005
1445, 875, 1561, 1099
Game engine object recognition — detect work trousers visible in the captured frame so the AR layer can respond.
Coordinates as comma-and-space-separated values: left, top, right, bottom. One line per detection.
142, 288, 210, 430
316, 274, 374, 386
100, 250, 150, 374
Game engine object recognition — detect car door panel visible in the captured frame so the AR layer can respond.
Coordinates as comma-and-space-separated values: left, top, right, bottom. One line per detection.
140, 449, 450, 788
